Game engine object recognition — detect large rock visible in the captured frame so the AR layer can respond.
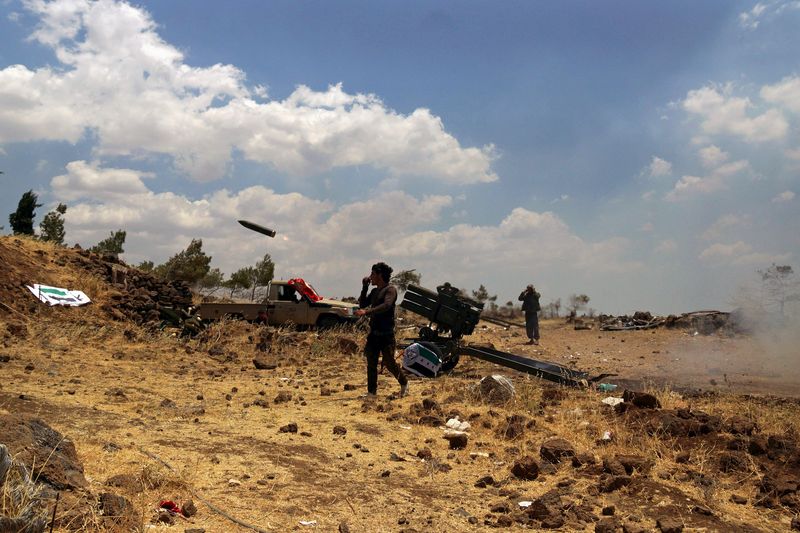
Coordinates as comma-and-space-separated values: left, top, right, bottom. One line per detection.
479, 375, 515, 404
540, 438, 576, 464
510, 456, 540, 480
0, 414, 87, 490
622, 390, 661, 409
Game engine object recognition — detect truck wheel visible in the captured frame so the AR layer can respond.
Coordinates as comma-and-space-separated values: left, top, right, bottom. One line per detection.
317, 315, 340, 329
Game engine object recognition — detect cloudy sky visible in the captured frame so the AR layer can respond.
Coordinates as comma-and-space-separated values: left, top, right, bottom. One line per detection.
1, 0, 798, 314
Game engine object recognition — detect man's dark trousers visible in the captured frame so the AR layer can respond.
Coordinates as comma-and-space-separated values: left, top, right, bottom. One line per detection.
365, 333, 407, 394
525, 311, 540, 341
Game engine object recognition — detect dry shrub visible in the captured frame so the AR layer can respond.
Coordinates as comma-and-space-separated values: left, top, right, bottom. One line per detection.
0, 444, 48, 532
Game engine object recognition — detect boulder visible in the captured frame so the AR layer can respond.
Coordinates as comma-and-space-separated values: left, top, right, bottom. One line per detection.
510, 456, 540, 480
622, 390, 661, 409
479, 375, 515, 404
0, 415, 87, 490
540, 438, 576, 463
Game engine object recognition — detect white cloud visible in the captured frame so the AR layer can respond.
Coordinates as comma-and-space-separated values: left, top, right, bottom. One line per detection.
740, 1, 800, 30
682, 84, 788, 143
772, 190, 795, 203
701, 214, 751, 240
786, 147, 800, 160
376, 207, 642, 275
51, 160, 153, 201
761, 75, 800, 114
665, 159, 749, 201
648, 156, 672, 177
654, 239, 677, 254
7, 11, 21, 23
665, 175, 724, 201
0, 0, 496, 184
698, 145, 729, 168
699, 241, 752, 261
698, 241, 791, 266
739, 2, 768, 29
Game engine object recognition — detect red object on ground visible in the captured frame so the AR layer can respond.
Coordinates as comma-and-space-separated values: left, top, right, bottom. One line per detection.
288, 278, 322, 302
159, 500, 184, 516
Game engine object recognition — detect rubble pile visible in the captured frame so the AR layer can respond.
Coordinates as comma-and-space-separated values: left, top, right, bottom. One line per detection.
64, 250, 194, 325
599, 311, 664, 331
599, 310, 739, 335
663, 310, 735, 334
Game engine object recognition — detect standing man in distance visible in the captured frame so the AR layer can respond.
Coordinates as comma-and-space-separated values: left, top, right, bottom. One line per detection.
518, 284, 541, 345
355, 262, 409, 398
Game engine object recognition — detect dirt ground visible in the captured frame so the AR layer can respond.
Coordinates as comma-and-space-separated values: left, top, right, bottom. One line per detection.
1, 235, 800, 532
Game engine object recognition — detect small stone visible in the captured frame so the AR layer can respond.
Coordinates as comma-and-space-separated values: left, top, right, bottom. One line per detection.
279, 423, 298, 433
656, 516, 684, 533
443, 431, 468, 449
595, 517, 619, 533
182, 500, 197, 517
333, 426, 347, 435
417, 448, 433, 460
730, 494, 748, 504
228, 478, 241, 486
253, 357, 277, 370
601, 505, 615, 516
474, 475, 496, 488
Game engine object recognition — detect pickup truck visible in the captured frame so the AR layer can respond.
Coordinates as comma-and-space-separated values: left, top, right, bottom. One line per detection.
198, 279, 358, 328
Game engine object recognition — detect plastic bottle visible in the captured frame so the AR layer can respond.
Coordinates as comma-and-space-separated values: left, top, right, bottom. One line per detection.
597, 383, 618, 392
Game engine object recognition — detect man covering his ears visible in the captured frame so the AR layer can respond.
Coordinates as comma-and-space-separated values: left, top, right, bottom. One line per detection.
355, 262, 408, 397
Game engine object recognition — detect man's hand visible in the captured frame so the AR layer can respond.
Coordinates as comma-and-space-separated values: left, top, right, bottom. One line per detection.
355, 309, 368, 317
362, 276, 371, 286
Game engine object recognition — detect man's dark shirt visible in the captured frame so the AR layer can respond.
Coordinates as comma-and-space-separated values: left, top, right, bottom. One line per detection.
359, 284, 397, 336
518, 290, 541, 313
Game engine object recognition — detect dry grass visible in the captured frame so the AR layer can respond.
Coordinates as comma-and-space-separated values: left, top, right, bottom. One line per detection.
0, 445, 49, 531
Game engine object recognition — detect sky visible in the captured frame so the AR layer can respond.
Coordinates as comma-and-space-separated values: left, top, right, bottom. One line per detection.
1, 0, 798, 314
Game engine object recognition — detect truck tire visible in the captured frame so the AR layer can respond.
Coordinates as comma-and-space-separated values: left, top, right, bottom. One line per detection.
316, 315, 340, 329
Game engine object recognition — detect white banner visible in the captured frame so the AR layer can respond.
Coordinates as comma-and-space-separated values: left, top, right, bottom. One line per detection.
26, 284, 91, 307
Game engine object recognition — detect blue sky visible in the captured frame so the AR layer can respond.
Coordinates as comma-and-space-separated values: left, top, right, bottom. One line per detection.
1, 0, 798, 314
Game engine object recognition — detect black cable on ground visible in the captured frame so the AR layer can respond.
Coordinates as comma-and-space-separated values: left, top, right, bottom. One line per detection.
137, 447, 271, 533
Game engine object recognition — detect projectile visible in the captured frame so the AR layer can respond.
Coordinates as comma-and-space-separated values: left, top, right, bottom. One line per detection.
238, 219, 276, 238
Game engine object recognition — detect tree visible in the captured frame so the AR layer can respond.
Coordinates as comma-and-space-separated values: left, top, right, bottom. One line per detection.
226, 267, 253, 298
154, 239, 212, 284
201, 267, 225, 288
758, 264, 799, 317
39, 203, 67, 244
9, 190, 42, 235
391, 269, 421, 292
567, 294, 590, 315
471, 284, 498, 312
137, 260, 154, 272
90, 230, 126, 255
542, 300, 562, 319
249, 254, 275, 300
472, 284, 490, 303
